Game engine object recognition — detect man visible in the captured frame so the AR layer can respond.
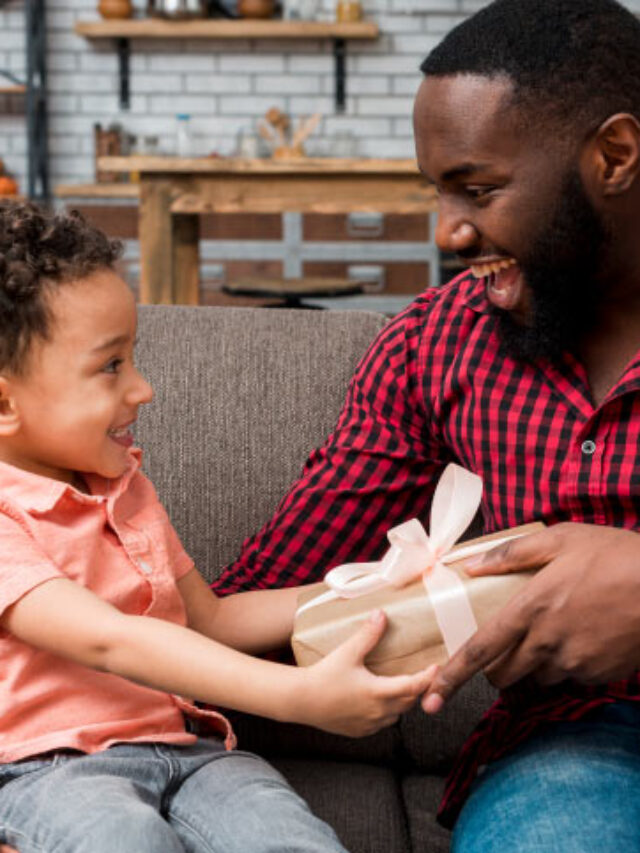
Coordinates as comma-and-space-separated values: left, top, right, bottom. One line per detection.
215, 0, 640, 847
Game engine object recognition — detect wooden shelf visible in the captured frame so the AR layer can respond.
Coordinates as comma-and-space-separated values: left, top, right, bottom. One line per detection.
96, 156, 421, 174
56, 182, 140, 198
74, 17, 379, 113
0, 84, 26, 94
74, 19, 378, 39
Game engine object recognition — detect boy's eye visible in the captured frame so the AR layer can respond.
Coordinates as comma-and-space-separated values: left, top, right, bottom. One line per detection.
102, 358, 123, 374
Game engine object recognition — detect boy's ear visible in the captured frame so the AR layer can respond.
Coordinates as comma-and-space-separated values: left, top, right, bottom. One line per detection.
0, 376, 21, 435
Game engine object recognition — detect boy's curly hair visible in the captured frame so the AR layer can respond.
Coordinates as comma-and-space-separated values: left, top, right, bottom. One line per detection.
0, 200, 122, 375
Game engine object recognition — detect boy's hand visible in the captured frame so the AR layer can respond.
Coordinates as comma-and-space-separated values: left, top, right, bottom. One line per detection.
298, 609, 437, 737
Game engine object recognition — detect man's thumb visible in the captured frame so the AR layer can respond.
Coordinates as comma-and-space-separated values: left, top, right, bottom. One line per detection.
344, 609, 387, 662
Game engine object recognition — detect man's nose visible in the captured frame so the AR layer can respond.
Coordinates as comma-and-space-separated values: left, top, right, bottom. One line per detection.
434, 202, 479, 254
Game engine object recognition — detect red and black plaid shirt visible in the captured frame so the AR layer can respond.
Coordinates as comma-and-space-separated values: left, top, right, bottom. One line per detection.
213, 271, 640, 826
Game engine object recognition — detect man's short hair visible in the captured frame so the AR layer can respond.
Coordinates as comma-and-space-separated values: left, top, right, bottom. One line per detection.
0, 200, 122, 375
420, 0, 640, 136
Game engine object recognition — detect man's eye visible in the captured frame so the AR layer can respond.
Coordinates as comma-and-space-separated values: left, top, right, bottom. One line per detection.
464, 186, 495, 200
103, 358, 123, 374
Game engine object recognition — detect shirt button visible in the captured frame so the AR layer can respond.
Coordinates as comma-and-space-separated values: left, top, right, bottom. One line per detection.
138, 559, 153, 575
581, 440, 597, 456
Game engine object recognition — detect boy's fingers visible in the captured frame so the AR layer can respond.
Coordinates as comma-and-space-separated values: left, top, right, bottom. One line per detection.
337, 609, 388, 663
376, 662, 439, 702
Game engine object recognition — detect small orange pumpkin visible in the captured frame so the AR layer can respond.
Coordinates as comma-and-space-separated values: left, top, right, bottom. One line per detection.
0, 175, 18, 196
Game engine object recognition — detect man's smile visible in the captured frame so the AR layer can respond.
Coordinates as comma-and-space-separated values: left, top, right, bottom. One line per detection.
467, 257, 525, 313
470, 257, 518, 279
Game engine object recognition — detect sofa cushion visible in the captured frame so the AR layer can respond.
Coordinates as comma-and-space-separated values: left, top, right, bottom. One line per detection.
273, 758, 410, 853
399, 675, 497, 773
135, 305, 388, 582
402, 774, 452, 852
225, 710, 399, 765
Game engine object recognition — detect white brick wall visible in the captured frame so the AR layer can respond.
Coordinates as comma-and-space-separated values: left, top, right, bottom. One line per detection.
1, 0, 640, 194
0, 0, 469, 190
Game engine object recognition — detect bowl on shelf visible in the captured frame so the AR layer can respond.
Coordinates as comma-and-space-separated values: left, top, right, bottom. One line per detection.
98, 0, 133, 18
237, 0, 275, 18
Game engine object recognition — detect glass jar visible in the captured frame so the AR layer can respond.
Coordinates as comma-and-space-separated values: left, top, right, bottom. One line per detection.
335, 0, 361, 22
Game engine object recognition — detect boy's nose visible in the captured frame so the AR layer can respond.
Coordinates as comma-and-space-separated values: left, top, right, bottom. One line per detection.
129, 369, 154, 406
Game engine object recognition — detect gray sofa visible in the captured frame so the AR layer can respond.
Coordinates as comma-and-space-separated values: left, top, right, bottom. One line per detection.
135, 305, 496, 853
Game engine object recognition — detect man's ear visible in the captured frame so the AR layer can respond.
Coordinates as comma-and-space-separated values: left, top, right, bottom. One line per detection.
0, 376, 21, 436
587, 113, 640, 196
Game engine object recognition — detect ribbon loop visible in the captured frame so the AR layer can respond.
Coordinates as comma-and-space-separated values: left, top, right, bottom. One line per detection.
428, 464, 483, 557
299, 463, 490, 658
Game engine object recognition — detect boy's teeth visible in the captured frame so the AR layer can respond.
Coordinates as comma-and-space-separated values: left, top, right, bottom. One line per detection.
470, 258, 517, 278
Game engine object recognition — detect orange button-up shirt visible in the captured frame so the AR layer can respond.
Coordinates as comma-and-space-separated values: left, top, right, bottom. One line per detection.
0, 450, 234, 763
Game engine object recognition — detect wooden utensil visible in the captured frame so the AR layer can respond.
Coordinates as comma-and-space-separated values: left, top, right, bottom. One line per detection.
292, 112, 321, 149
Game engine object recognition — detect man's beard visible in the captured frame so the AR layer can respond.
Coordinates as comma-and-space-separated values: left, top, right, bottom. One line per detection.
494, 169, 609, 364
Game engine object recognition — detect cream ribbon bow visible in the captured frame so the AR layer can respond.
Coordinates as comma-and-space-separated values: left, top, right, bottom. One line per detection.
297, 463, 518, 658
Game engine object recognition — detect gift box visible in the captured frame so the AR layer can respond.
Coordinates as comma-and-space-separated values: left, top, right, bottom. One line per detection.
292, 465, 544, 676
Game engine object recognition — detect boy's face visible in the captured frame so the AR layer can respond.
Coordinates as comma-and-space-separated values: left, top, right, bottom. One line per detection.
0, 268, 153, 486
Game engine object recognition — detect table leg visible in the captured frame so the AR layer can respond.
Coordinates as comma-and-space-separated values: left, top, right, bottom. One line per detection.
173, 213, 200, 305
139, 178, 174, 305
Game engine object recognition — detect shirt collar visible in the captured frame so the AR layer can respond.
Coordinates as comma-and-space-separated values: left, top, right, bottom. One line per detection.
454, 270, 640, 407
454, 272, 490, 313
0, 448, 143, 514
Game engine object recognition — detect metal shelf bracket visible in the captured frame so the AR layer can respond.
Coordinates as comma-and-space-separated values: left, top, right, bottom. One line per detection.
111, 33, 349, 113
116, 37, 130, 110
333, 37, 346, 113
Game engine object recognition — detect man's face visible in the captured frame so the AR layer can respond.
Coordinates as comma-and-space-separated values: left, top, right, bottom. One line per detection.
414, 74, 610, 362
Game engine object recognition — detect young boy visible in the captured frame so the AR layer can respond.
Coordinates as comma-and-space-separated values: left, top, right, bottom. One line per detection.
0, 201, 432, 853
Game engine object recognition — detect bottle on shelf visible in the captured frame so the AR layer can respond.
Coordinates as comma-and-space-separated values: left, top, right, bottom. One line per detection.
175, 113, 193, 158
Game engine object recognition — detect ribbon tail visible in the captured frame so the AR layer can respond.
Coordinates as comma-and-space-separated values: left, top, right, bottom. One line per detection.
296, 587, 339, 617
422, 562, 478, 657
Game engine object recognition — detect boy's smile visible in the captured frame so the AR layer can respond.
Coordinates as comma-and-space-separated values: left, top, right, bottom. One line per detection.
0, 268, 153, 486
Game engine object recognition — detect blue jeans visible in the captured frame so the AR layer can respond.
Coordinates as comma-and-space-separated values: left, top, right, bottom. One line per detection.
0, 738, 348, 853
453, 701, 640, 852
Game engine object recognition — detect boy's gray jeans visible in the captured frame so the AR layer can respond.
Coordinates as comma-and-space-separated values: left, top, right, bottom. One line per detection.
0, 738, 349, 853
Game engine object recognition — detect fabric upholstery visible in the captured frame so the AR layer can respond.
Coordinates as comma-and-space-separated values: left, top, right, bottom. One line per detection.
274, 759, 411, 853
402, 775, 453, 852
135, 306, 388, 581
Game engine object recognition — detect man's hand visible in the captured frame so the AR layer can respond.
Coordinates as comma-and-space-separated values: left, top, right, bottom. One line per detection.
422, 523, 640, 713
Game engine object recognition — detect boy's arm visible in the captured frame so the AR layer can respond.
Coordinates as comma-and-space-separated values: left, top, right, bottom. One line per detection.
1, 576, 434, 737
176, 568, 299, 654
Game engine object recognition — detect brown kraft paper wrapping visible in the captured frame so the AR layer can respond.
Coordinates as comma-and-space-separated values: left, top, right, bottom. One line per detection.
292, 522, 544, 676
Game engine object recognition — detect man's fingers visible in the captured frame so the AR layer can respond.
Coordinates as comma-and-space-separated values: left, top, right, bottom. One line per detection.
422, 609, 526, 712
464, 526, 564, 576
483, 634, 555, 688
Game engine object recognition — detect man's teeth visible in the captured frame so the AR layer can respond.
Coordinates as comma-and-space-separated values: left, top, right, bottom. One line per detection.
109, 426, 130, 437
470, 258, 517, 278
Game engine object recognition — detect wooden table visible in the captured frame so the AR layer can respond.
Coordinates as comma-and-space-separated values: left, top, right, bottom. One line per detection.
97, 156, 438, 305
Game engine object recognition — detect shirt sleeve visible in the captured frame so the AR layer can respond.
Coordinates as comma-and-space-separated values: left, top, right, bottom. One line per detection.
0, 503, 64, 618
213, 293, 450, 595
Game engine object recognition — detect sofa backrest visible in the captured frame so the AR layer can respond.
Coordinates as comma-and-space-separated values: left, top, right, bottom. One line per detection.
135, 304, 497, 765
135, 305, 388, 582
